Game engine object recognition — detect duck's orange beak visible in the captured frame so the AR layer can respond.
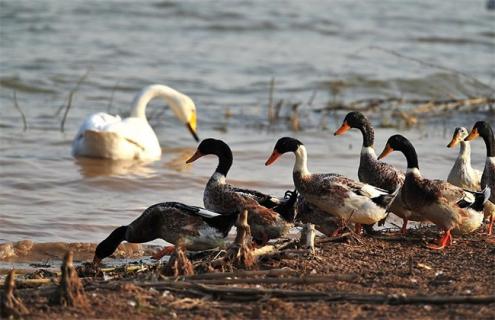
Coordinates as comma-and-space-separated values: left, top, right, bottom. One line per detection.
186, 150, 204, 163
447, 132, 461, 148
265, 150, 281, 166
334, 121, 351, 136
378, 144, 394, 160
465, 128, 479, 141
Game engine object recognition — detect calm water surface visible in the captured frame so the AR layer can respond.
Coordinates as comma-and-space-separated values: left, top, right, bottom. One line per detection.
0, 1, 494, 262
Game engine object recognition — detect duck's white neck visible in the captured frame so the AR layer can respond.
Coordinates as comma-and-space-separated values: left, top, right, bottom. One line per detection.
457, 141, 471, 163
130, 85, 182, 119
361, 146, 377, 158
211, 172, 226, 184
406, 167, 421, 177
294, 145, 310, 176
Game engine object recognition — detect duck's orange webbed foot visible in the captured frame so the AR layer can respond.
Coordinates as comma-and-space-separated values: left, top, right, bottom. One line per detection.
151, 245, 175, 260
426, 230, 452, 250
484, 215, 494, 236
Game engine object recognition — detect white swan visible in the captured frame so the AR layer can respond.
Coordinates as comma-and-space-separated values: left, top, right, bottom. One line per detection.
72, 84, 198, 160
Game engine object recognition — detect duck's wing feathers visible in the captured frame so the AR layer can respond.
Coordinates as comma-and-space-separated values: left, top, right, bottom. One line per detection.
360, 153, 405, 192
230, 187, 281, 207
167, 202, 222, 218
430, 180, 489, 211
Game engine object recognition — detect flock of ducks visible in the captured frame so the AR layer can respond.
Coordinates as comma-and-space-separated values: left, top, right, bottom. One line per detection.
79, 84, 494, 265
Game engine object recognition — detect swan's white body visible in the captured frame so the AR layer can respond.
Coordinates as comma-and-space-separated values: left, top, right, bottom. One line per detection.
72, 84, 197, 160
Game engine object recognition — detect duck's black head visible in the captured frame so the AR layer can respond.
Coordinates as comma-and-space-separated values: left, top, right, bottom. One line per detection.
466, 121, 492, 141
186, 138, 233, 176
335, 112, 374, 147
378, 134, 418, 169
265, 137, 303, 166
93, 226, 128, 265
336, 112, 367, 132
466, 121, 494, 157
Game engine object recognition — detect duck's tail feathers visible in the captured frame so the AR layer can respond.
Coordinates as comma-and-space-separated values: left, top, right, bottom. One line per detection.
458, 187, 491, 212
272, 189, 298, 222
204, 213, 238, 236
368, 186, 399, 210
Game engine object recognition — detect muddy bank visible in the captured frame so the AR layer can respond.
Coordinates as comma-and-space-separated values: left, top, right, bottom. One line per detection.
2, 228, 494, 319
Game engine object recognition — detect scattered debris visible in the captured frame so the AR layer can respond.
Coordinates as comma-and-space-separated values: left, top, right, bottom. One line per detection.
1, 270, 29, 318
51, 251, 88, 307
164, 240, 194, 277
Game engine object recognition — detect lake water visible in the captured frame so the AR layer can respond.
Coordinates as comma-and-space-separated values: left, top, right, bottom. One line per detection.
0, 0, 494, 264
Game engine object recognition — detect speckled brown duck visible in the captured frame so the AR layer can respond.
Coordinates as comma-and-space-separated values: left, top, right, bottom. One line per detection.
186, 138, 293, 244
265, 137, 396, 235
465, 121, 495, 235
93, 202, 237, 264
378, 135, 490, 249
334, 111, 422, 234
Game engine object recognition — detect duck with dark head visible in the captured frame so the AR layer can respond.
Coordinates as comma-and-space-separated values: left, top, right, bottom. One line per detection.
93, 202, 237, 264
265, 137, 396, 236
186, 138, 295, 244
378, 134, 490, 249
334, 111, 423, 234
465, 121, 495, 235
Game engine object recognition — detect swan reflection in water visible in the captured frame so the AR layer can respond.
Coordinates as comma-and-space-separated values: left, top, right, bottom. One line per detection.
74, 157, 156, 177
74, 147, 196, 177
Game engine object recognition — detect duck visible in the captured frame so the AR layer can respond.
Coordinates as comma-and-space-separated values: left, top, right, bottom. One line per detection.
334, 111, 423, 234
93, 202, 237, 264
378, 134, 490, 249
72, 84, 199, 161
447, 127, 482, 190
265, 137, 396, 235
186, 138, 293, 243
465, 121, 495, 235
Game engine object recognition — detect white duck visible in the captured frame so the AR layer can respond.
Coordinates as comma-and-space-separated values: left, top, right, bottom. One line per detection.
447, 127, 482, 190
72, 84, 198, 160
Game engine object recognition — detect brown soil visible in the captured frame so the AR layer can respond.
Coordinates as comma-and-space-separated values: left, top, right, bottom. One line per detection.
3, 228, 494, 320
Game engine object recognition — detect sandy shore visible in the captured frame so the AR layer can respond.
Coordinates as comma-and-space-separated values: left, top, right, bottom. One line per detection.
2, 228, 494, 320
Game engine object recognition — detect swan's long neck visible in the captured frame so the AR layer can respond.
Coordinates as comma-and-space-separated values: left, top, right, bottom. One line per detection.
130, 85, 182, 119
294, 146, 310, 176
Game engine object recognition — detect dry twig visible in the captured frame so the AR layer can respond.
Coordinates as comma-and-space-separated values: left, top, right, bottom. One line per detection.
1, 270, 29, 318
60, 69, 91, 132
164, 240, 194, 277
12, 90, 28, 131
51, 251, 88, 307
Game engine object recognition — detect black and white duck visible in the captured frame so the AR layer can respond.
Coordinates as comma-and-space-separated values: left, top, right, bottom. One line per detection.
378, 135, 490, 249
186, 138, 293, 244
334, 111, 423, 234
265, 137, 396, 235
93, 202, 237, 264
465, 121, 495, 235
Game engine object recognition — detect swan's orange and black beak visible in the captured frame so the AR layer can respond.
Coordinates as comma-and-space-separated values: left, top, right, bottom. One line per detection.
465, 127, 479, 141
265, 150, 281, 166
378, 143, 394, 160
447, 131, 461, 148
334, 121, 351, 136
186, 150, 204, 163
